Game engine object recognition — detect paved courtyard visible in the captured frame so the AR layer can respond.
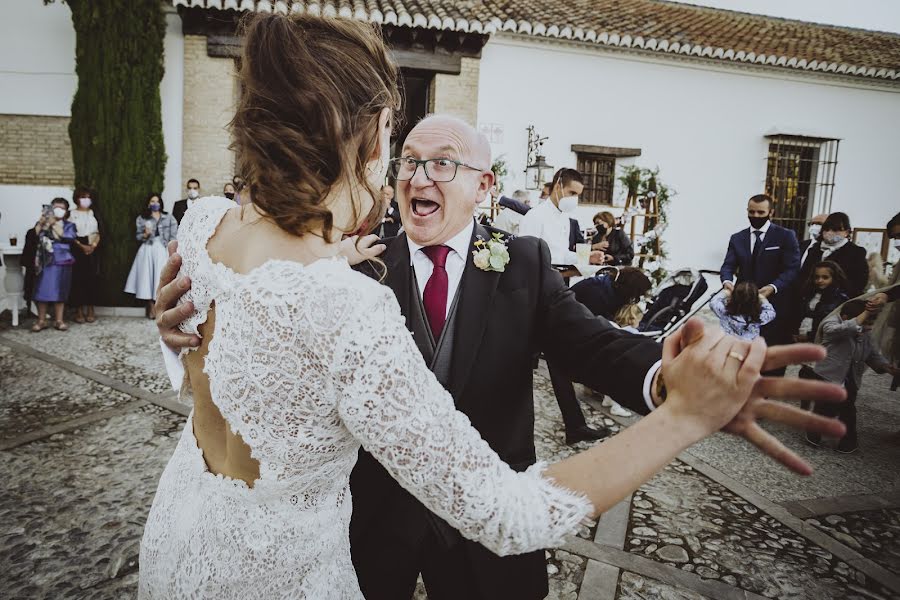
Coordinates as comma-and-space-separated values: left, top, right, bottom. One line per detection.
1, 313, 899, 599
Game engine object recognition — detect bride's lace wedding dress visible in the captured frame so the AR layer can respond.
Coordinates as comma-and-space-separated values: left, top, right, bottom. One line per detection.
138, 197, 593, 599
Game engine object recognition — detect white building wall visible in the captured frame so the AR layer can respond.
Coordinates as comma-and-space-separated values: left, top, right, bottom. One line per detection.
477, 36, 900, 271
0, 2, 184, 247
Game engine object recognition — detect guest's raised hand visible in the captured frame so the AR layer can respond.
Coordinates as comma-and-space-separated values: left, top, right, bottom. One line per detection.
154, 240, 200, 351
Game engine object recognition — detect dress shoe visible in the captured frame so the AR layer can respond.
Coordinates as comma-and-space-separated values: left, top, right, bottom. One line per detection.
566, 425, 611, 445
836, 438, 859, 454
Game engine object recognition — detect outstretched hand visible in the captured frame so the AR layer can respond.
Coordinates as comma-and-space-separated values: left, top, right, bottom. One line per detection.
664, 319, 846, 475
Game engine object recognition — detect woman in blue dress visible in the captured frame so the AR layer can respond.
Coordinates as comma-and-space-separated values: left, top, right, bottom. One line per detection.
32, 197, 77, 332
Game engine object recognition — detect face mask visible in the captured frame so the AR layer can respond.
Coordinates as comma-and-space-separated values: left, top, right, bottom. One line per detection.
149, 203, 161, 212
188, 189, 199, 200
822, 232, 845, 245
224, 192, 235, 200
748, 216, 768, 230
808, 224, 821, 239
892, 238, 900, 250
53, 207, 66, 219
78, 198, 92, 209
594, 224, 607, 238
558, 195, 578, 213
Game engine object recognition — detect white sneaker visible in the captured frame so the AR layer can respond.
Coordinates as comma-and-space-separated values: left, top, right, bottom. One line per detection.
601, 397, 613, 408
610, 403, 632, 418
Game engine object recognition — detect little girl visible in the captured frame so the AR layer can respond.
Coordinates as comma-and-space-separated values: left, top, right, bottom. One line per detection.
613, 303, 643, 333
710, 281, 776, 340
792, 261, 849, 343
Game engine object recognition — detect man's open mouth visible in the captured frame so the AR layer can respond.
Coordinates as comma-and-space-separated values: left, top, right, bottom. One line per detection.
412, 198, 441, 217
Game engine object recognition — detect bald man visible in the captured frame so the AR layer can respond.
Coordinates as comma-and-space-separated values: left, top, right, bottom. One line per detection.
800, 213, 829, 267
345, 115, 663, 599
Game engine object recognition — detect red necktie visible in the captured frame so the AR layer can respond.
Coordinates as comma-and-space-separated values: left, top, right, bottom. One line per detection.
422, 245, 452, 340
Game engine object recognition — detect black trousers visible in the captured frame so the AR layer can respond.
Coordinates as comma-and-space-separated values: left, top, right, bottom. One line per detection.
546, 361, 589, 433
806, 367, 858, 444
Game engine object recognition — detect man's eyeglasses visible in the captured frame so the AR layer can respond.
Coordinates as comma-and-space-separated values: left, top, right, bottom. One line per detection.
389, 157, 486, 183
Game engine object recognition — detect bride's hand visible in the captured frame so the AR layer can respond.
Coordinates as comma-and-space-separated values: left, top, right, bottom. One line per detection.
660, 321, 763, 439
663, 320, 847, 475
340, 234, 386, 266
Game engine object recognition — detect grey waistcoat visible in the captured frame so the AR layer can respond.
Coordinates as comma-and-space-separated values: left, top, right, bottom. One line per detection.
407, 265, 463, 388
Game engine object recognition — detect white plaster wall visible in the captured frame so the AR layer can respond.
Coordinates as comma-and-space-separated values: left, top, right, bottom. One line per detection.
477, 37, 900, 271
161, 8, 185, 206
0, 1, 76, 116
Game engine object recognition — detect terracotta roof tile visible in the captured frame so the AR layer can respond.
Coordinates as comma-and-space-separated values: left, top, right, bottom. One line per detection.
172, 0, 900, 81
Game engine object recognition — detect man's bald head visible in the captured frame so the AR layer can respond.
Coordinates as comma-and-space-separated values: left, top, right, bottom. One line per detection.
810, 213, 828, 225
410, 115, 492, 167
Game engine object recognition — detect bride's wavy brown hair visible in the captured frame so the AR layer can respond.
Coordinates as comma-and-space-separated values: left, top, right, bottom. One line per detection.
231, 12, 401, 239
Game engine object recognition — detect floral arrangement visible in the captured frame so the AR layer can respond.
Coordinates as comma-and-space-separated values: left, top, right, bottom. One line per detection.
617, 165, 675, 286
473, 233, 510, 272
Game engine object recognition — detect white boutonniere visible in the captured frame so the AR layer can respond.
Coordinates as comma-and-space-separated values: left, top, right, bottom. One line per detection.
472, 232, 510, 273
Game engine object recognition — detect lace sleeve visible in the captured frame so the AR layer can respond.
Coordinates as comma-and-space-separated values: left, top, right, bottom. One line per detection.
332, 284, 593, 556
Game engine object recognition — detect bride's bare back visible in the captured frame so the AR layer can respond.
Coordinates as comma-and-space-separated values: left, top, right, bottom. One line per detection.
185, 204, 337, 486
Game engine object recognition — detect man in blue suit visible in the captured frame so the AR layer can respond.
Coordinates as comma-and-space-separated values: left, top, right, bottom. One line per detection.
720, 194, 800, 354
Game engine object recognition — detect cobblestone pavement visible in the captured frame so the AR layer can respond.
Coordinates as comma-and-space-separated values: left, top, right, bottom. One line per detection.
2, 315, 899, 599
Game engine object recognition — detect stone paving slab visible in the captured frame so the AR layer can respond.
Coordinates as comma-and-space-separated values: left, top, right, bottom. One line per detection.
809, 508, 900, 576
2, 317, 173, 397
0, 404, 184, 599
0, 344, 137, 442
617, 570, 710, 600
627, 460, 900, 600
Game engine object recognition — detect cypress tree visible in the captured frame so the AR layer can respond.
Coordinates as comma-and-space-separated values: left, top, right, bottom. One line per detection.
67, 0, 166, 305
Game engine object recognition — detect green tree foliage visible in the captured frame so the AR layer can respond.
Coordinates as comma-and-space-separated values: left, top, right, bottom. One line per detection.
67, 0, 166, 304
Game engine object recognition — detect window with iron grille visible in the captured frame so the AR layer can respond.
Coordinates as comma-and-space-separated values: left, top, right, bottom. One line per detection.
575, 153, 616, 205
764, 135, 840, 241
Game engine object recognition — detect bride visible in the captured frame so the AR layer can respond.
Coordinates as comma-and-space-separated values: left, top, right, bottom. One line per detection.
138, 12, 844, 599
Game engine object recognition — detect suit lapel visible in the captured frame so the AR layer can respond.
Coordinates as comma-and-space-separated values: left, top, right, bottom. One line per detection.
448, 223, 503, 399
383, 234, 413, 331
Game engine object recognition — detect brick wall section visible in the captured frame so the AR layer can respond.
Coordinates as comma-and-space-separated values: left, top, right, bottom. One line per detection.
428, 57, 480, 125
0, 114, 74, 186
181, 35, 238, 196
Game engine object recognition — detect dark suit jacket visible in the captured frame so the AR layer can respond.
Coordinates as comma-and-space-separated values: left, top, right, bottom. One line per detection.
171, 199, 189, 225
350, 221, 661, 599
720, 223, 800, 306
568, 218, 585, 251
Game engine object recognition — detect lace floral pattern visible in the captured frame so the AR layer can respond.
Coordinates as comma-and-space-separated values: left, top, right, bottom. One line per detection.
138, 200, 593, 598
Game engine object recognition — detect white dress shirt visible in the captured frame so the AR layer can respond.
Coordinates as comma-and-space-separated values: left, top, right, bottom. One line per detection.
747, 220, 779, 294
407, 220, 473, 318
518, 200, 579, 265
749, 219, 771, 255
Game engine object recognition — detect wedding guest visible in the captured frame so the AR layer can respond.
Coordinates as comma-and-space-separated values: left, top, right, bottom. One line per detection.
710, 281, 776, 341
572, 267, 652, 320
380, 184, 401, 237
69, 187, 101, 324
171, 179, 201, 224
22, 222, 39, 314
789, 261, 849, 343
124, 193, 177, 318
869, 212, 900, 393
520, 168, 604, 266
31, 198, 77, 332
806, 300, 899, 452
223, 182, 236, 201
591, 211, 634, 266
795, 212, 867, 298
